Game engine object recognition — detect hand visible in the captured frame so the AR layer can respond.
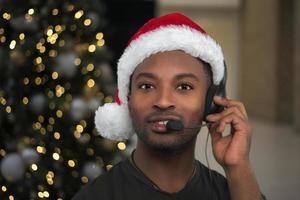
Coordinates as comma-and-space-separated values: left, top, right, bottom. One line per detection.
206, 96, 252, 170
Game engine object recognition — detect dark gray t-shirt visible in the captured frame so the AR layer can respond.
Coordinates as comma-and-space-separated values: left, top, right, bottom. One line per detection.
72, 158, 230, 200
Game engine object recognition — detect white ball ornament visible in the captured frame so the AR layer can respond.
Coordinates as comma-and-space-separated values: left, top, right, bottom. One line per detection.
55, 52, 77, 78
82, 162, 103, 180
0, 153, 25, 182
21, 148, 40, 165
70, 98, 88, 121
29, 93, 47, 114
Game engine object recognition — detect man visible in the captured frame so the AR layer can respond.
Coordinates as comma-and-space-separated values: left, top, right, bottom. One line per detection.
73, 13, 264, 200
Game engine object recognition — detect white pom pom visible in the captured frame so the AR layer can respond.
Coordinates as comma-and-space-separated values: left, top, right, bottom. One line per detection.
94, 103, 134, 141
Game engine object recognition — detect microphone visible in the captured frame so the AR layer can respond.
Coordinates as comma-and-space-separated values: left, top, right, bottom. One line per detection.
166, 120, 209, 132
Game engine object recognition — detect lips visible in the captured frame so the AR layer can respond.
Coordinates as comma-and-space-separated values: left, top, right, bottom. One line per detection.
147, 116, 180, 133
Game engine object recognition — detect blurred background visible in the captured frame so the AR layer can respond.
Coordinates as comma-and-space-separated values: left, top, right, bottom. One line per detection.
0, 0, 299, 199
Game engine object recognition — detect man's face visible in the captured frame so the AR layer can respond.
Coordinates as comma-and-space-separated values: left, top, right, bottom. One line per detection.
128, 50, 209, 152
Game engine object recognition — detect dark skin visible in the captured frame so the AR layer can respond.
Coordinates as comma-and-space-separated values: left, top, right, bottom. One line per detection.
128, 50, 262, 199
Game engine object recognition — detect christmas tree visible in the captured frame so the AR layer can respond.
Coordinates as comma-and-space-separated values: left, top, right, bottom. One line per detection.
0, 0, 129, 199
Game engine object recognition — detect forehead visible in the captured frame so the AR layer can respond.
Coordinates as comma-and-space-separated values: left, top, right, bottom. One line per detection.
131, 50, 205, 80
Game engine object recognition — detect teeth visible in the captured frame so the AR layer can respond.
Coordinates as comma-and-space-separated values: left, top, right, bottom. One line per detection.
157, 121, 168, 125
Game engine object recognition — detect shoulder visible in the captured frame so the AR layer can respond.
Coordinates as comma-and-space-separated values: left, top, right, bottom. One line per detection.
71, 160, 126, 200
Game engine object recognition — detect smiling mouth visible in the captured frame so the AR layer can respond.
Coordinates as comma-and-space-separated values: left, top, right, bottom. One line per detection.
149, 120, 170, 133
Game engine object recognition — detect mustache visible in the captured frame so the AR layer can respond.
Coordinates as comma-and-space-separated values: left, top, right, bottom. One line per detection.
145, 111, 183, 122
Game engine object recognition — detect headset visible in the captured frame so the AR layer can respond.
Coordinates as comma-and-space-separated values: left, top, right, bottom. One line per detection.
204, 62, 227, 119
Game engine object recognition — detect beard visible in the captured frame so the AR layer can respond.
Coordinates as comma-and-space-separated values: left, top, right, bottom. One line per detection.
132, 116, 200, 154
136, 130, 198, 154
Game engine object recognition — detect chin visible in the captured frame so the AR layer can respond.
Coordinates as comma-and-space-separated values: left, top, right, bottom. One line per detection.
137, 131, 197, 154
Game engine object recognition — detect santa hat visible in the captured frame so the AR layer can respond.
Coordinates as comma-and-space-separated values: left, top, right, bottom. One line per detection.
95, 13, 225, 141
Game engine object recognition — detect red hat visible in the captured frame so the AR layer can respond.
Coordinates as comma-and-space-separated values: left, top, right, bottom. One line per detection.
95, 13, 225, 141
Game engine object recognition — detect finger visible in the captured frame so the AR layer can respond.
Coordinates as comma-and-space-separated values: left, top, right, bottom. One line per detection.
216, 113, 246, 133
213, 96, 248, 119
206, 106, 245, 122
209, 123, 222, 142
225, 100, 248, 119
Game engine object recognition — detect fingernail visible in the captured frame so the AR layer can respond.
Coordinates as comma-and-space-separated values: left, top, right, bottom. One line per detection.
214, 96, 222, 100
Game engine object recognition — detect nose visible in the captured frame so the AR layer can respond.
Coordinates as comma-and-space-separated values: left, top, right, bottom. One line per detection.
153, 88, 175, 110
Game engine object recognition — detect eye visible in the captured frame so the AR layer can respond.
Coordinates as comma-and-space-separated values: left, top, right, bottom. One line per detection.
176, 83, 193, 90
139, 83, 155, 90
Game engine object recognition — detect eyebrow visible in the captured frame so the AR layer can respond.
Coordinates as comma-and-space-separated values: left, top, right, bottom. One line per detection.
134, 72, 156, 81
134, 72, 200, 82
175, 73, 200, 82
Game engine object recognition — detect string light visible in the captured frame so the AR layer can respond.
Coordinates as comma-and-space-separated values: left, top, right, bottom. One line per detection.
74, 58, 81, 66
74, 10, 84, 19
58, 40, 65, 47
67, 4, 75, 12
2, 12, 11, 20
68, 160, 75, 167
8, 195, 14, 200
9, 40, 16, 49
84, 19, 92, 26
47, 91, 54, 98
52, 9, 59, 16
48, 117, 55, 125
81, 176, 88, 183
96, 32, 103, 40
19, 33, 25, 40
5, 106, 11, 113
46, 171, 55, 185
56, 110, 63, 118
87, 79, 95, 88
23, 77, 29, 85
79, 120, 87, 127
0, 97, 7, 105
88, 44, 96, 52
52, 153, 60, 160
46, 29, 53, 36
38, 191, 50, 198
1, 185, 7, 192
25, 13, 33, 22
49, 50, 58, 57
31, 164, 38, 171
36, 146, 46, 154
0, 36, 6, 43
0, 149, 6, 156
52, 72, 59, 80
97, 39, 105, 47
86, 63, 94, 71
117, 142, 126, 151
106, 164, 113, 171
54, 132, 60, 140
55, 85, 65, 97
47, 125, 53, 132
76, 125, 84, 133
38, 115, 44, 123
35, 77, 42, 85
40, 127, 46, 135
22, 97, 29, 105
86, 148, 94, 156
28, 8, 35, 15
35, 57, 42, 64
104, 96, 113, 103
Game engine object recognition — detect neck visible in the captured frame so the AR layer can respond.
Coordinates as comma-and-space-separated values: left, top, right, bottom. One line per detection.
132, 139, 197, 193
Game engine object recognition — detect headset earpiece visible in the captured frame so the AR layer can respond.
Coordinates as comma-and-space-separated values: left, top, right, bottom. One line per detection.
203, 62, 227, 121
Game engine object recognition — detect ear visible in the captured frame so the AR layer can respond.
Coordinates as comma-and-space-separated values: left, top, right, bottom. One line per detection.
127, 94, 131, 111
